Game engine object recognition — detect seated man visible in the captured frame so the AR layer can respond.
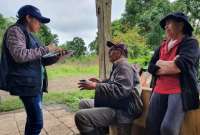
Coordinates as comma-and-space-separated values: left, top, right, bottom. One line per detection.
75, 41, 141, 135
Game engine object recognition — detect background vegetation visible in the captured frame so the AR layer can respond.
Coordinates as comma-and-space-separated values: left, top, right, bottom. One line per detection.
0, 0, 200, 112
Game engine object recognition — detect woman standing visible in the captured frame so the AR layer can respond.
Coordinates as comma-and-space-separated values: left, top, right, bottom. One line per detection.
146, 12, 200, 135
1, 5, 63, 135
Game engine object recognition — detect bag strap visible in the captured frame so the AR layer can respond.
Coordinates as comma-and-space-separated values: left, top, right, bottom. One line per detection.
131, 64, 142, 96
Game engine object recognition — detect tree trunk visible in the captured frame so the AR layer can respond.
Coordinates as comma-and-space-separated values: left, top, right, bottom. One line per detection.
96, 0, 112, 80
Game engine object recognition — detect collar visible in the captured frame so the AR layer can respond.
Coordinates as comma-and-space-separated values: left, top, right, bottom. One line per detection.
114, 57, 128, 64
161, 37, 183, 48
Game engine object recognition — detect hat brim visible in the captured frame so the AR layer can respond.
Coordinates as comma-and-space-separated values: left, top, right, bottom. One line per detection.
32, 15, 50, 23
36, 16, 50, 23
107, 41, 115, 48
160, 14, 193, 32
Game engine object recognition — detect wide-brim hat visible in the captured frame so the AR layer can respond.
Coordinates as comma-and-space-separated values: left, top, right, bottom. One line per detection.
160, 12, 193, 33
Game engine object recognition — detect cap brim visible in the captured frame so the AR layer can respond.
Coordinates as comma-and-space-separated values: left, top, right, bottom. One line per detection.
160, 15, 193, 31
107, 41, 115, 48
38, 16, 50, 23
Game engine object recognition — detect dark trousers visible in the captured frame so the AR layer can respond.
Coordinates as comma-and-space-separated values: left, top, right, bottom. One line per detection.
75, 99, 132, 135
146, 92, 185, 135
20, 94, 43, 135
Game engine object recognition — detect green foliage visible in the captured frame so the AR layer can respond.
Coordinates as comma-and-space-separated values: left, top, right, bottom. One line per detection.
172, 0, 200, 34
121, 0, 200, 49
122, 0, 172, 49
89, 37, 98, 55
36, 24, 59, 45
112, 27, 151, 59
112, 19, 128, 35
61, 37, 87, 57
0, 14, 58, 49
122, 0, 154, 27
128, 55, 151, 67
0, 14, 14, 51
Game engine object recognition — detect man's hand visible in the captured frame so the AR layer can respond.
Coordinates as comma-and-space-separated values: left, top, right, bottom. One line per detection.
89, 78, 101, 83
78, 81, 97, 90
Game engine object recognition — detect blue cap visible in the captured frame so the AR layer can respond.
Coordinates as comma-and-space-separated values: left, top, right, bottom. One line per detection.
17, 5, 50, 23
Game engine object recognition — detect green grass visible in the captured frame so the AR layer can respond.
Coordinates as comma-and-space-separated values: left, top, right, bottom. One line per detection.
0, 56, 151, 112
0, 96, 23, 112
47, 56, 99, 79
44, 90, 94, 111
46, 55, 152, 80
0, 90, 94, 112
47, 64, 98, 79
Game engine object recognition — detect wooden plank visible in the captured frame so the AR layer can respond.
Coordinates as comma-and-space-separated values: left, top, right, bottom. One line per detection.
180, 109, 200, 135
96, 0, 112, 80
110, 88, 200, 135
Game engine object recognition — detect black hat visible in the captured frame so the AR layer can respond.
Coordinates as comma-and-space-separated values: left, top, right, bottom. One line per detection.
17, 5, 50, 23
107, 41, 128, 57
160, 12, 193, 35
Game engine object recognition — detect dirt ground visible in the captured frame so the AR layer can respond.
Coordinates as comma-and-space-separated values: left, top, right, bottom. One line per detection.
48, 75, 95, 92
0, 75, 96, 99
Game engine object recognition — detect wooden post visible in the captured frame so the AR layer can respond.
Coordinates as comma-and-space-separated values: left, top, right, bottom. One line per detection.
96, 0, 112, 80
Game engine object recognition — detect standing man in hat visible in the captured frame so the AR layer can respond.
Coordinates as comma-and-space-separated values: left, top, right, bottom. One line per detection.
146, 12, 200, 135
1, 5, 63, 135
75, 41, 141, 135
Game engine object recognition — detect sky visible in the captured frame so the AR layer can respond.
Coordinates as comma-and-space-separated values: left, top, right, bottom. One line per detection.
0, 0, 126, 45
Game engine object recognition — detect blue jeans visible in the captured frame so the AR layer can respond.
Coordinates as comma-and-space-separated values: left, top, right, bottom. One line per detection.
146, 92, 185, 135
20, 94, 43, 135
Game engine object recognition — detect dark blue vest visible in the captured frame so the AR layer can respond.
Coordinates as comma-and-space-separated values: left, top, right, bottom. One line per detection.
4, 24, 44, 96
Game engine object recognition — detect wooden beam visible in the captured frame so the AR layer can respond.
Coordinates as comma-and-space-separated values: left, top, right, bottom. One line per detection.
96, 0, 112, 80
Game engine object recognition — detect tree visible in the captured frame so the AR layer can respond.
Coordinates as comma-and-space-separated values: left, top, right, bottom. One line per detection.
0, 13, 59, 48
89, 37, 98, 55
142, 0, 172, 48
122, 0, 156, 28
112, 27, 150, 59
121, 0, 173, 48
36, 25, 59, 45
172, 0, 200, 34
122, 0, 200, 48
0, 14, 14, 52
61, 37, 87, 57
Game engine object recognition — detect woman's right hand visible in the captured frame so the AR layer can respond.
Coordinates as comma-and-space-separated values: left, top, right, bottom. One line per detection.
47, 43, 63, 53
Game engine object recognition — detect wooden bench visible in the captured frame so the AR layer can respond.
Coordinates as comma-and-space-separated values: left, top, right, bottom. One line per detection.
109, 87, 151, 135
110, 72, 200, 135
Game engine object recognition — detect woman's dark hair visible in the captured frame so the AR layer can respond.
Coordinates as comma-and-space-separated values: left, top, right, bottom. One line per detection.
183, 23, 192, 36
16, 15, 35, 25
16, 16, 27, 25
175, 18, 192, 36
